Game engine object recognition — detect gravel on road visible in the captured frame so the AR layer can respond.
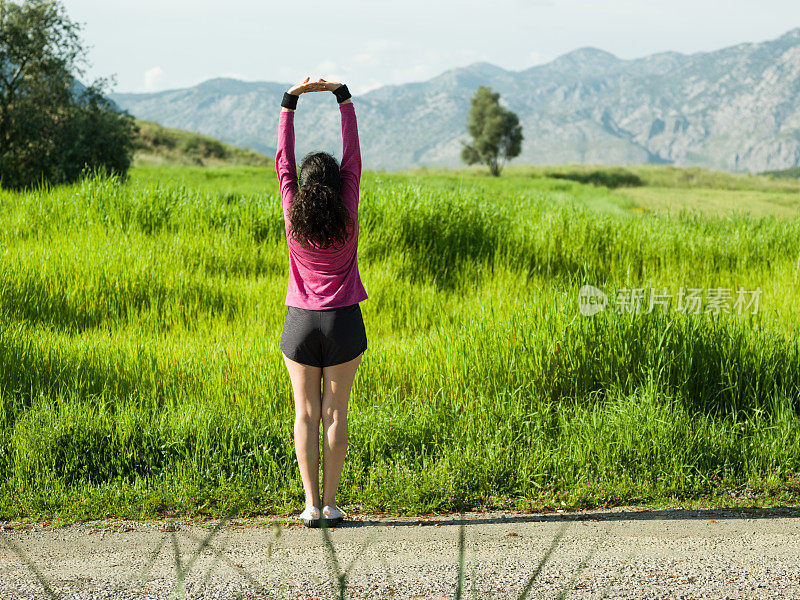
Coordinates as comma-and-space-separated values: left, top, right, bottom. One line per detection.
1, 505, 799, 599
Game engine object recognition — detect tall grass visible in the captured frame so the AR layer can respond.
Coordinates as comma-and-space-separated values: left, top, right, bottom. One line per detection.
0, 166, 799, 521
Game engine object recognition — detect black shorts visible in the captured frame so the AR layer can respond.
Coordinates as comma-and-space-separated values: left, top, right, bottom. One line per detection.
280, 303, 367, 368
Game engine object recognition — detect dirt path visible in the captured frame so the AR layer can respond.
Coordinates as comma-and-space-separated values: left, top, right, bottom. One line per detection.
2, 505, 800, 599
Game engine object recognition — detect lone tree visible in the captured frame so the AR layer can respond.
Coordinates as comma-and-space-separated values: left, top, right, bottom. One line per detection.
0, 0, 136, 190
461, 85, 523, 176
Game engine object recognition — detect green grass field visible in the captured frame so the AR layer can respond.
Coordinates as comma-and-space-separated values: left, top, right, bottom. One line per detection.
1, 164, 799, 523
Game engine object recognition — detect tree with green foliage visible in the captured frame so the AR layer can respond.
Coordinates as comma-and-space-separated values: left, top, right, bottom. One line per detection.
0, 0, 136, 190
461, 85, 523, 177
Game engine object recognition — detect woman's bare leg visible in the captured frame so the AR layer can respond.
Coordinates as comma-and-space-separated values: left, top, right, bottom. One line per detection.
321, 352, 363, 508
283, 353, 323, 509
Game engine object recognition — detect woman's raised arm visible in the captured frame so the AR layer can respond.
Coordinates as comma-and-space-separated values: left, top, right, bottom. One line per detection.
313, 79, 361, 187
339, 100, 361, 189
275, 106, 297, 202
275, 77, 328, 202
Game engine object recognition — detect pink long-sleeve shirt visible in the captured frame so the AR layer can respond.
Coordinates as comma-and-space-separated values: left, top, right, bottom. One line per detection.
275, 101, 368, 310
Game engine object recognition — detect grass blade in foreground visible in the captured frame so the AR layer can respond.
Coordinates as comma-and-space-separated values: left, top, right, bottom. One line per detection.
516, 520, 570, 600
555, 520, 608, 599
0, 531, 64, 599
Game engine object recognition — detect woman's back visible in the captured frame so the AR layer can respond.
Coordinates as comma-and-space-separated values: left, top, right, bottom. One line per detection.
275, 101, 368, 309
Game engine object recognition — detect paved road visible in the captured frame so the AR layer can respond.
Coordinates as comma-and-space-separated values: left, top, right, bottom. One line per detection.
1, 505, 800, 599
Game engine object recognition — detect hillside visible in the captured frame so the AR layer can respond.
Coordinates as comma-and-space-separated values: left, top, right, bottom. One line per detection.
109, 28, 800, 173
132, 119, 271, 167
761, 166, 800, 178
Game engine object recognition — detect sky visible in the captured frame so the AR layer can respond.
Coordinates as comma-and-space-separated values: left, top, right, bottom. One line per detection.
61, 0, 800, 96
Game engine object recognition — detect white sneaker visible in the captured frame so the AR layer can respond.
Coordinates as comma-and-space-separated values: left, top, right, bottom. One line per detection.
299, 506, 321, 528
321, 505, 345, 526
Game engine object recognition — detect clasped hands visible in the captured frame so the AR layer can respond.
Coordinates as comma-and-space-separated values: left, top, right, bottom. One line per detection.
288, 76, 342, 95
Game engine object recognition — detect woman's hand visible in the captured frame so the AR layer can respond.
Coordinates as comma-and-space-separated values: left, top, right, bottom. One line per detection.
287, 76, 329, 95
314, 78, 343, 93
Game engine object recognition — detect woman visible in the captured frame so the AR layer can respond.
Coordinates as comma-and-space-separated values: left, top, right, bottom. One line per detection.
275, 76, 368, 528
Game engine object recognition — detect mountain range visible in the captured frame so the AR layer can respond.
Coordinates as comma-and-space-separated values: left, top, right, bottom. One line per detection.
109, 28, 800, 173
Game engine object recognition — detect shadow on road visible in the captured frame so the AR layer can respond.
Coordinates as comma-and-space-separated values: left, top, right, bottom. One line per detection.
341, 505, 800, 528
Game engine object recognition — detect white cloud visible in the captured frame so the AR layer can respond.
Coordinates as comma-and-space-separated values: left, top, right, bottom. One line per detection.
143, 66, 165, 92
354, 39, 404, 67
220, 71, 249, 80
555, 0, 666, 15
315, 59, 339, 72
274, 66, 302, 83
311, 60, 350, 87
351, 79, 385, 95
354, 52, 380, 68
528, 50, 552, 66
391, 63, 438, 84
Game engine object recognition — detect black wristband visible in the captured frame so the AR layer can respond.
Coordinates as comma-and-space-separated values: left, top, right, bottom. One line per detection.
332, 84, 351, 104
281, 92, 298, 110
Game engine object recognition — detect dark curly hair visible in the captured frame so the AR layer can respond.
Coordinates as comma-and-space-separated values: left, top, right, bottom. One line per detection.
288, 151, 354, 249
